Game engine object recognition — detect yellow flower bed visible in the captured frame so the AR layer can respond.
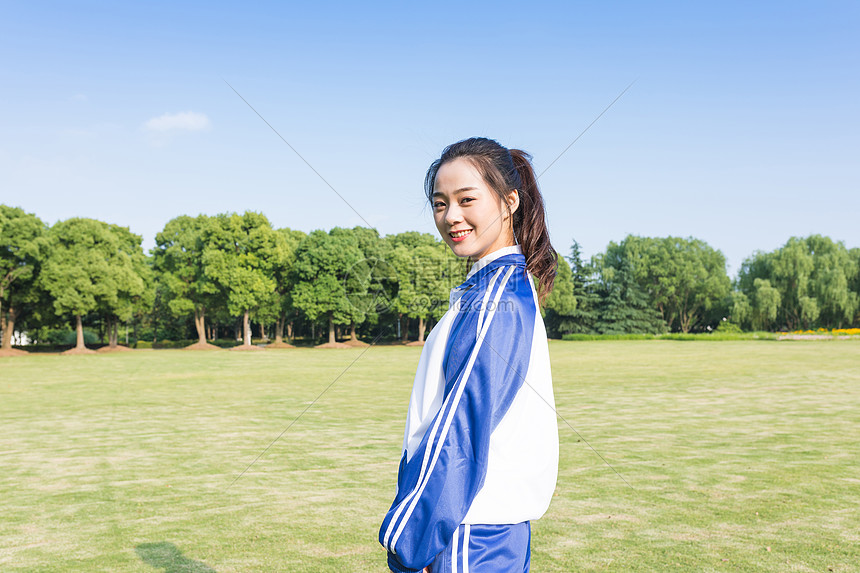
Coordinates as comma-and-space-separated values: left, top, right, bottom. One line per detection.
777, 328, 860, 336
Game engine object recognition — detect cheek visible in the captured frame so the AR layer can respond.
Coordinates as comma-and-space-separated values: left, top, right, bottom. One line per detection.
471, 206, 493, 227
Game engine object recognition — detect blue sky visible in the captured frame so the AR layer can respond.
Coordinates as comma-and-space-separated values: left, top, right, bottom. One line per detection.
2, 1, 858, 278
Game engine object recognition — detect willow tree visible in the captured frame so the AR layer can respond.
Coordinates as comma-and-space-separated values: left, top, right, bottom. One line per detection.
804, 235, 858, 328
766, 238, 817, 330
751, 278, 782, 331
738, 235, 859, 330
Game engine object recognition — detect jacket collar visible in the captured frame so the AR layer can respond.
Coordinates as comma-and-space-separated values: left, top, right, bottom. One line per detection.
466, 244, 523, 281
453, 244, 526, 295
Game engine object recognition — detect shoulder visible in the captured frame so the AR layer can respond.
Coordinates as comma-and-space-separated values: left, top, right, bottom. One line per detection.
459, 263, 537, 325
443, 263, 539, 376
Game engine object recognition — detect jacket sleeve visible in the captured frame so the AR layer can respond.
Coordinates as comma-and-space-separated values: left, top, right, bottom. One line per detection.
379, 266, 537, 572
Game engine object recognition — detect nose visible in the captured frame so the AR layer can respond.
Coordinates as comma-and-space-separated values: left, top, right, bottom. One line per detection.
444, 202, 463, 227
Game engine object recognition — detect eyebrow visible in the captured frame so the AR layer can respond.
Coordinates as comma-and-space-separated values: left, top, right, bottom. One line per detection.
432, 186, 477, 198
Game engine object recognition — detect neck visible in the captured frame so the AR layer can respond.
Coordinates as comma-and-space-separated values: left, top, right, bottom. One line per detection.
470, 243, 517, 264
469, 229, 518, 264
468, 243, 521, 265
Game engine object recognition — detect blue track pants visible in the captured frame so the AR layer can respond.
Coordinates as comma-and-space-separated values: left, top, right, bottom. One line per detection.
428, 522, 531, 573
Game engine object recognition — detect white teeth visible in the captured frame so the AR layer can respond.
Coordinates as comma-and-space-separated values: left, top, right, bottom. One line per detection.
451, 229, 472, 238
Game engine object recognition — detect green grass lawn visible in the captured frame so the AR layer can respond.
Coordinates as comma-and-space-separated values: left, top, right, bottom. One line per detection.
1, 340, 858, 572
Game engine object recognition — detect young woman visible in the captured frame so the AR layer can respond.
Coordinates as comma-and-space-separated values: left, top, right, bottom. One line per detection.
379, 137, 560, 572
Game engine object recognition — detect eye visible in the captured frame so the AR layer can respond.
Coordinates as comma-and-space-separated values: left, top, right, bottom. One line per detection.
433, 201, 444, 208
461, 197, 474, 204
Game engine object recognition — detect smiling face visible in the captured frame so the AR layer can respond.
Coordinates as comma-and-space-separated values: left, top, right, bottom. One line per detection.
432, 157, 519, 263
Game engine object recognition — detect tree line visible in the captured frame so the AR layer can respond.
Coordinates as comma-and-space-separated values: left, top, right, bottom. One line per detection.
2, 204, 858, 351
544, 235, 859, 337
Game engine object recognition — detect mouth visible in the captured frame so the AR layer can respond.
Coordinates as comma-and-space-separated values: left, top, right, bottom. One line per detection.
449, 229, 473, 242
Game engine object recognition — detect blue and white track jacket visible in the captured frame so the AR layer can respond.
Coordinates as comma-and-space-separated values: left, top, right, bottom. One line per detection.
379, 244, 559, 572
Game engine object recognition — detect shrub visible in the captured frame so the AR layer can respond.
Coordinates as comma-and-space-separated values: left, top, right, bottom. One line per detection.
715, 320, 744, 334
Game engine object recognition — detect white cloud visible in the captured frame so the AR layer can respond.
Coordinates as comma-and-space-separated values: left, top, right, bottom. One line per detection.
144, 111, 211, 132
72, 93, 87, 102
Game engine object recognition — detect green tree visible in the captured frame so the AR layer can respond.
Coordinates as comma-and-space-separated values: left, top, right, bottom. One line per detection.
751, 278, 781, 331
152, 215, 221, 348
805, 235, 858, 328
98, 224, 152, 348
738, 235, 858, 330
337, 226, 389, 343
145, 280, 191, 344
0, 205, 50, 351
204, 211, 279, 348
428, 241, 467, 329
40, 218, 118, 351
384, 232, 451, 343
617, 235, 731, 333
270, 227, 306, 345
415, 240, 462, 341
562, 240, 599, 334
767, 237, 816, 330
737, 250, 773, 330
542, 252, 577, 338
729, 290, 752, 330
388, 239, 454, 343
290, 228, 363, 345
849, 248, 860, 326
592, 251, 666, 335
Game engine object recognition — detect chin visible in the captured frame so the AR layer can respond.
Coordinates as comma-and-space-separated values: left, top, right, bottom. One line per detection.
445, 244, 467, 259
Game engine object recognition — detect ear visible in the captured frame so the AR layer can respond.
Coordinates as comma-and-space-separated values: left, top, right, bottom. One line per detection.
504, 189, 520, 219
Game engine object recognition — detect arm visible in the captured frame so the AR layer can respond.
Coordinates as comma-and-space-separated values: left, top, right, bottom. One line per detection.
379, 266, 537, 572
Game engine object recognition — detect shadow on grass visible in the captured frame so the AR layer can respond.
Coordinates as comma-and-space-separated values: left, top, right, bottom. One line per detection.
136, 542, 216, 572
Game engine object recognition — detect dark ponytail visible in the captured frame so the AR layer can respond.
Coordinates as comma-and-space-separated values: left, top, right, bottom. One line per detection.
508, 148, 558, 306
424, 137, 559, 306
